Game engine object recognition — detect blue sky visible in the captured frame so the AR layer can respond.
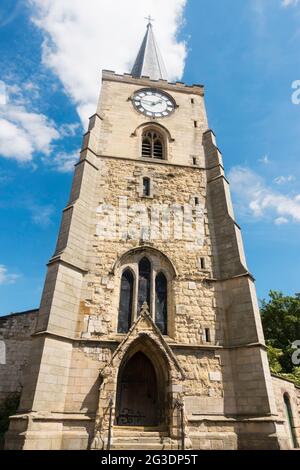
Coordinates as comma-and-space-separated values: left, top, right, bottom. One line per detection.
0, 0, 300, 315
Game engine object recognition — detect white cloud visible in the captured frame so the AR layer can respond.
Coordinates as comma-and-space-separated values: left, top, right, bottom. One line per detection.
51, 149, 80, 172
29, 203, 55, 227
258, 154, 270, 165
228, 166, 300, 224
0, 119, 33, 162
60, 123, 81, 137
0, 84, 60, 163
282, 0, 299, 7
0, 81, 7, 105
0, 2, 22, 28
0, 265, 19, 285
274, 175, 296, 185
0, 170, 13, 185
275, 217, 289, 225
3, 82, 40, 107
28, 0, 187, 127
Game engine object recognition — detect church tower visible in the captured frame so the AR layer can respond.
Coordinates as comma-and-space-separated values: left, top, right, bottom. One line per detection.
6, 21, 289, 450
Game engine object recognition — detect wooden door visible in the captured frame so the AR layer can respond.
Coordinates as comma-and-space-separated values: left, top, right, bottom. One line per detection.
116, 352, 159, 427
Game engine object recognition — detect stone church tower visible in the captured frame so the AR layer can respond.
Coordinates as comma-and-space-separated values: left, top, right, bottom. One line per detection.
6, 22, 291, 450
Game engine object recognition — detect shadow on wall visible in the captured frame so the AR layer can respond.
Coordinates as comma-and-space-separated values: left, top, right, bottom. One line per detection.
81, 376, 101, 450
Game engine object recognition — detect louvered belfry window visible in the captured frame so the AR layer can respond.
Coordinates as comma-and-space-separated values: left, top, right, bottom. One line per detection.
142, 130, 164, 159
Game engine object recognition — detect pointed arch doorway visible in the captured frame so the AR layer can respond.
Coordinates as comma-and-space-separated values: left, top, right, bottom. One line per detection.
116, 352, 162, 427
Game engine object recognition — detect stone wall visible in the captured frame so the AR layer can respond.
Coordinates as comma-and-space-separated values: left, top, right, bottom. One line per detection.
272, 375, 300, 449
79, 156, 216, 345
0, 311, 38, 406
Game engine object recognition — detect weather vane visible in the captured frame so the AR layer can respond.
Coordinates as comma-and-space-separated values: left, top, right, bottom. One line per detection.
145, 15, 155, 26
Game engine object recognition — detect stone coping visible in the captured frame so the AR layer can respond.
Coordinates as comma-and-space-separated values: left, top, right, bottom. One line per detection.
9, 412, 96, 422
80, 148, 207, 170
188, 415, 285, 424
0, 309, 39, 321
32, 330, 267, 352
9, 412, 285, 426
101, 70, 205, 96
271, 373, 300, 389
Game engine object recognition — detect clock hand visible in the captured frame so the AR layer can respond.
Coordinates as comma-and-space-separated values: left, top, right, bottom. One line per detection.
141, 99, 164, 106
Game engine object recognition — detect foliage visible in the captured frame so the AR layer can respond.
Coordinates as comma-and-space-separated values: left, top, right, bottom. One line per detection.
0, 393, 20, 449
261, 291, 300, 386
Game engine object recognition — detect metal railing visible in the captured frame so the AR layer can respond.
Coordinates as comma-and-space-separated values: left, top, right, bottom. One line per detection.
175, 400, 185, 451
107, 399, 113, 451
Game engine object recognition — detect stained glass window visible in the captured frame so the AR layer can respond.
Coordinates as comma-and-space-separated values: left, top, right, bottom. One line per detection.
118, 270, 134, 333
138, 258, 151, 314
155, 272, 168, 335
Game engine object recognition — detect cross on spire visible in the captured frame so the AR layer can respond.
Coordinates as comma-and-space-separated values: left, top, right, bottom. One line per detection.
145, 15, 155, 26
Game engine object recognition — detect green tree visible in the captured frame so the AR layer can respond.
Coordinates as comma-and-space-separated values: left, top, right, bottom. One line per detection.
261, 291, 300, 386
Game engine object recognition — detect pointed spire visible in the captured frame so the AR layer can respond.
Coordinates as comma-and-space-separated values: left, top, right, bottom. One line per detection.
131, 20, 168, 81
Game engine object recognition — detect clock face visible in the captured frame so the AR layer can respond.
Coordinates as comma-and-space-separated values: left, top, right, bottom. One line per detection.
132, 88, 176, 118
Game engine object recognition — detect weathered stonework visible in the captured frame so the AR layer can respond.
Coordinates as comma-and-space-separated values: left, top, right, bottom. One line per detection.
0, 311, 37, 406
272, 375, 300, 449
3, 69, 300, 450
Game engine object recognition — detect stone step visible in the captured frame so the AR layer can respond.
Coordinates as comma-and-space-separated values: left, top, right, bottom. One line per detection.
113, 426, 168, 432
110, 444, 174, 450
110, 427, 179, 450
113, 431, 169, 439
113, 437, 171, 444
110, 441, 175, 451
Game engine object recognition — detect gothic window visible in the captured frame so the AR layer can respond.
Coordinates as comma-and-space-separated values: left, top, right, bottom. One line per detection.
155, 272, 168, 335
118, 270, 134, 334
118, 253, 173, 335
138, 257, 151, 314
142, 130, 164, 159
143, 177, 151, 197
283, 393, 297, 448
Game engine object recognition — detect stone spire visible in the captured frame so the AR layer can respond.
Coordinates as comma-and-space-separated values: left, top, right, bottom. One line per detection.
131, 20, 168, 81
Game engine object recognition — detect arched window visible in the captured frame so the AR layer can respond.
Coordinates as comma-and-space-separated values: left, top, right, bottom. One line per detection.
142, 130, 164, 159
155, 273, 168, 335
117, 250, 175, 335
138, 257, 151, 314
284, 393, 297, 448
118, 270, 134, 333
